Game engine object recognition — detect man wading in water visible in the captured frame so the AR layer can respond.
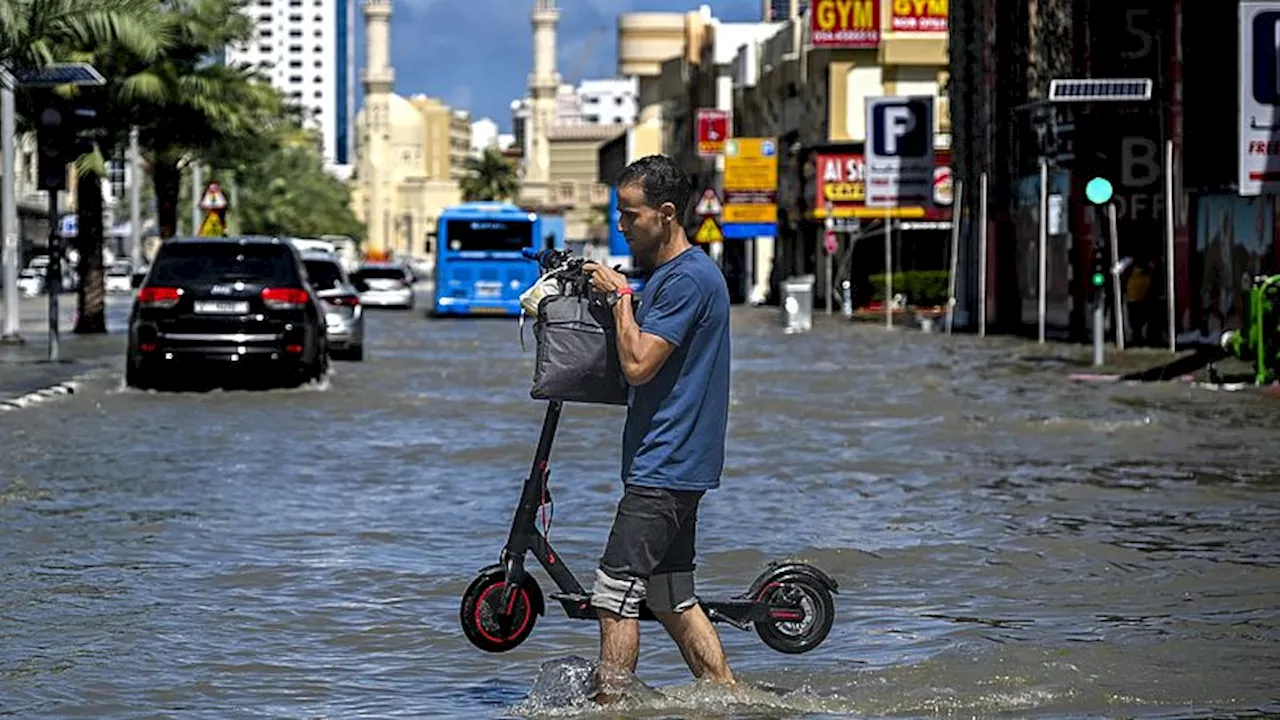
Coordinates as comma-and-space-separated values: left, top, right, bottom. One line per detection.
582, 154, 736, 702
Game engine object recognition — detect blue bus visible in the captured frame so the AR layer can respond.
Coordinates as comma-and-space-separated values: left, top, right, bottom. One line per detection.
432, 202, 549, 317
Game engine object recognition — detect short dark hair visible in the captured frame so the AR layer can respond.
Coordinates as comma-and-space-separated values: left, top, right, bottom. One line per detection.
615, 155, 693, 219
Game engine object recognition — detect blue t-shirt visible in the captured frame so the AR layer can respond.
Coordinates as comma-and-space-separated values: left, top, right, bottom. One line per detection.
620, 247, 731, 491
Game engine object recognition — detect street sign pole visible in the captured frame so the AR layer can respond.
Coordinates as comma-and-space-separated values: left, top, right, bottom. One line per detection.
1, 68, 20, 345
866, 96, 934, 331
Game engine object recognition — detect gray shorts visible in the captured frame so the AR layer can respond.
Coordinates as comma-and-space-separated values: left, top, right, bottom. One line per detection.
590, 484, 704, 619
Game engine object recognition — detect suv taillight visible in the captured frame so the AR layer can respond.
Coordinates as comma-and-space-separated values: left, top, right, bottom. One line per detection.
137, 286, 182, 308
261, 287, 309, 309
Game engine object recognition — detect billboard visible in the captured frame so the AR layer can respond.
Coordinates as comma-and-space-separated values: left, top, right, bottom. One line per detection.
1240, 2, 1280, 196
722, 137, 778, 238
810, 0, 880, 49
813, 148, 952, 219
890, 0, 947, 32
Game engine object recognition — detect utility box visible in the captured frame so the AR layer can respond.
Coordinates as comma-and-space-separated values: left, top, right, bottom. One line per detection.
782, 274, 815, 333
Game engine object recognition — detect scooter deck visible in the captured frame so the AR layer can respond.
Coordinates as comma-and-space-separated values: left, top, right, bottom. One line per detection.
548, 591, 796, 628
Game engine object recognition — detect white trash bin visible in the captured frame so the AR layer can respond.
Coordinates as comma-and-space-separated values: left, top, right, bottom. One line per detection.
782, 274, 815, 333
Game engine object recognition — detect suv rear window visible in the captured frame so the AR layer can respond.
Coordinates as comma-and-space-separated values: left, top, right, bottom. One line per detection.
304, 259, 345, 290
148, 243, 299, 285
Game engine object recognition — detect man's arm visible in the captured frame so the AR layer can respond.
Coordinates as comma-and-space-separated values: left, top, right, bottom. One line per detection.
610, 293, 674, 386
584, 264, 700, 386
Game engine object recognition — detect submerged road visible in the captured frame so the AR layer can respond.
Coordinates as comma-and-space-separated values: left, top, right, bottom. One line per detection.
1, 294, 1277, 718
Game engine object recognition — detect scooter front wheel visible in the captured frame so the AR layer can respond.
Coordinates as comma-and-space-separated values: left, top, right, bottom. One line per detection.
752, 568, 835, 654
460, 565, 544, 653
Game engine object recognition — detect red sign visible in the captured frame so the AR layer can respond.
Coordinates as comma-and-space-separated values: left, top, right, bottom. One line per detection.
815, 153, 867, 206
815, 149, 952, 219
890, 0, 947, 32
696, 109, 730, 157
810, 0, 880, 48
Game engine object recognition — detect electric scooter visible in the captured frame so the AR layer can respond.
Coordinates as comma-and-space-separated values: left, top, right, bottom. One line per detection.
458, 250, 839, 655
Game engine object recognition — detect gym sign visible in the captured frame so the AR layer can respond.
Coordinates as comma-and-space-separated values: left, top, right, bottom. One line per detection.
810, 0, 880, 49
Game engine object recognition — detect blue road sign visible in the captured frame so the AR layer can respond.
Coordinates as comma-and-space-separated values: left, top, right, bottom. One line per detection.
865, 96, 935, 208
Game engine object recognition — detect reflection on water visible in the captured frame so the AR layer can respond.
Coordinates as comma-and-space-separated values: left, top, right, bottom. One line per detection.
0, 305, 1277, 718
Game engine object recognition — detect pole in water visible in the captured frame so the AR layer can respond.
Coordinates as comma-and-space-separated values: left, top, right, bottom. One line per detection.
1093, 302, 1105, 367
979, 172, 988, 338
884, 208, 892, 329
47, 192, 59, 362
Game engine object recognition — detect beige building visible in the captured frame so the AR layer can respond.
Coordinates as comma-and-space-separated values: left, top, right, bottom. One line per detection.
349, 0, 464, 260
547, 124, 626, 243
613, 2, 950, 306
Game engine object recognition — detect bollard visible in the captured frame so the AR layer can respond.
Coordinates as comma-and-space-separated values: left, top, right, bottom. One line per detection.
782, 275, 815, 334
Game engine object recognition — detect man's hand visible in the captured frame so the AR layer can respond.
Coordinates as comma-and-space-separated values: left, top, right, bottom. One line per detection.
582, 262, 629, 296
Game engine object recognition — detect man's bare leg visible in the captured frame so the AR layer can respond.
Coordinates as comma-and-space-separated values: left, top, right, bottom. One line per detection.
595, 609, 640, 703
655, 604, 735, 684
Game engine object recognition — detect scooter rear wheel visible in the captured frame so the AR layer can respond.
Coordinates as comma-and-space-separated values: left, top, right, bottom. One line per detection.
460, 566, 542, 653
753, 570, 835, 654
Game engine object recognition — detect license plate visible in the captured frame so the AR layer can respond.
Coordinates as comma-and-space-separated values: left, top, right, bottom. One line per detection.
474, 282, 502, 299
194, 300, 248, 314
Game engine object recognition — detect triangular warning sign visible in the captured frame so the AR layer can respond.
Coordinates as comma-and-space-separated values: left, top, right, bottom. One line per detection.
199, 181, 228, 211
695, 188, 722, 217
693, 217, 723, 244
198, 211, 225, 237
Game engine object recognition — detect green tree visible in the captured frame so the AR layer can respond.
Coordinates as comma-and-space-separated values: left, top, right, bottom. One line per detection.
218, 123, 365, 239
460, 147, 520, 202
2, 0, 167, 334
0, 0, 163, 70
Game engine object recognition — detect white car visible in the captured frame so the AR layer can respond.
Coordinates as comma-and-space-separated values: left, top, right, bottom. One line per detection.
352, 263, 415, 309
17, 268, 44, 296
106, 262, 134, 293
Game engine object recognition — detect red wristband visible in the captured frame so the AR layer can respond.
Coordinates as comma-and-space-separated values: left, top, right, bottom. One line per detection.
616, 286, 633, 297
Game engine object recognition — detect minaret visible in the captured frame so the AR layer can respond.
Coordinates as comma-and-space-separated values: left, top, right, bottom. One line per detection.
360, 0, 394, 253
524, 0, 559, 201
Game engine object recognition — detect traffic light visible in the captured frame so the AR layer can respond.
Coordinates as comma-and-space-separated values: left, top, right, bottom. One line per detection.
31, 91, 102, 192
1091, 241, 1107, 289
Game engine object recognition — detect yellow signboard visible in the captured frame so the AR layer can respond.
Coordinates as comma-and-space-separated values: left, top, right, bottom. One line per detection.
723, 205, 777, 224
198, 211, 225, 237
723, 138, 778, 192
693, 217, 724, 244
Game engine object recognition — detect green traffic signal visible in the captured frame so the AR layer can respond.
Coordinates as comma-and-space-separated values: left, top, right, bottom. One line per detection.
1092, 272, 1105, 286
1085, 177, 1113, 204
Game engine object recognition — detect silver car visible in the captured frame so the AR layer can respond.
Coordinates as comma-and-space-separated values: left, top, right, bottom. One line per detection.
302, 251, 366, 361
352, 263, 415, 310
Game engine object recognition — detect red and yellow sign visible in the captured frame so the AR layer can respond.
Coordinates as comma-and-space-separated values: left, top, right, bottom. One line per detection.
890, 0, 947, 32
813, 150, 952, 219
810, 0, 880, 48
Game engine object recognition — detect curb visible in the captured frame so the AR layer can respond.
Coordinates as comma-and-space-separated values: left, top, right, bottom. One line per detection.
0, 379, 81, 411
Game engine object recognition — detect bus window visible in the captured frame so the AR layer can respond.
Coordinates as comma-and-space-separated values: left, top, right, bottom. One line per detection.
444, 219, 532, 253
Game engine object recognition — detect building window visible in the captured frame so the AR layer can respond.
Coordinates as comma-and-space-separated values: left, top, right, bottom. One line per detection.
289, 29, 302, 37
288, 14, 301, 21
558, 182, 575, 202
289, 59, 302, 67
289, 45, 302, 53
289, 75, 302, 83
313, 75, 322, 83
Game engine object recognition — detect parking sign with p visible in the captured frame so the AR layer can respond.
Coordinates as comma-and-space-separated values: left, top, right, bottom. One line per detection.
866, 96, 935, 207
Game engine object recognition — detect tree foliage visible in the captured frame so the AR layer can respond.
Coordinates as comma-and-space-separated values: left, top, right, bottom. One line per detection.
460, 147, 520, 202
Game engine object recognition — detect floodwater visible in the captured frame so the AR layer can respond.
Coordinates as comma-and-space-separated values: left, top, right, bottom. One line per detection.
1, 294, 1277, 718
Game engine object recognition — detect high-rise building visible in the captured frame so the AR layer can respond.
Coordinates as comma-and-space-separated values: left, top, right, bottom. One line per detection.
225, 0, 357, 175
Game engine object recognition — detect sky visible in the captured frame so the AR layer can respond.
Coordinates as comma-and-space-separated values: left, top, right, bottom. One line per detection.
353, 0, 760, 133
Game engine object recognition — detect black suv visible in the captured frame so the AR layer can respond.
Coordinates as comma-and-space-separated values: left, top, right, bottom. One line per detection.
126, 236, 328, 389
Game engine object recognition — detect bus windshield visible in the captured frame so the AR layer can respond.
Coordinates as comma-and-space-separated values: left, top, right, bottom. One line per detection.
444, 219, 532, 253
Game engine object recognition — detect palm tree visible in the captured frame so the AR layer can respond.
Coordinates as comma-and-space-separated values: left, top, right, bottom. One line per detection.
460, 147, 520, 202
128, 0, 287, 240
1, 0, 167, 335
0, 0, 163, 70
